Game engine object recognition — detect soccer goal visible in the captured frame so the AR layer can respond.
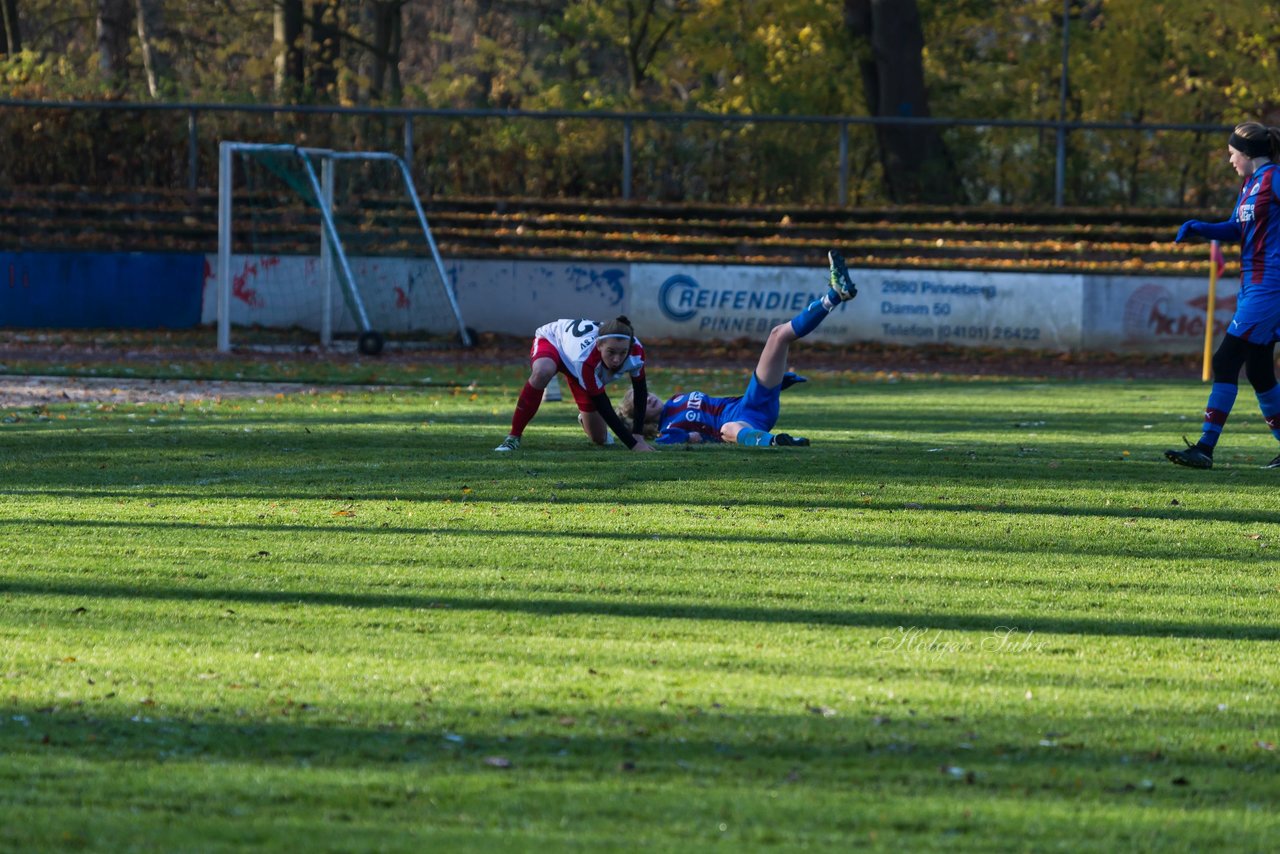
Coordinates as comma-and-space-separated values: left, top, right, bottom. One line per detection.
215, 141, 472, 354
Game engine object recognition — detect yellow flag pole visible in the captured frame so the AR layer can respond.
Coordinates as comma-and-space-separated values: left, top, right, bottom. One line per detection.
1202, 240, 1219, 382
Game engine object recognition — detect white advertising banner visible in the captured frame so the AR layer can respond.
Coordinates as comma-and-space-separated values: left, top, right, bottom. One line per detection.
201, 255, 632, 337
200, 252, 1229, 354
629, 264, 1085, 350
445, 259, 629, 335
1083, 275, 1240, 354
627, 263, 855, 344
201, 254, 440, 333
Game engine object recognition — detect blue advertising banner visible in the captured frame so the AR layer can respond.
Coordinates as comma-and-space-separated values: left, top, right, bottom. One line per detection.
1, 251, 204, 328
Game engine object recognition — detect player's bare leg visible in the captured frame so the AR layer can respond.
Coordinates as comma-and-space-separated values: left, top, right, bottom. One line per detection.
753, 323, 798, 389
527, 357, 558, 390
577, 410, 613, 445
753, 250, 857, 389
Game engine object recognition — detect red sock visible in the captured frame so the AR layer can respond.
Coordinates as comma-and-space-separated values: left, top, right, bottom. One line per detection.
509, 382, 544, 437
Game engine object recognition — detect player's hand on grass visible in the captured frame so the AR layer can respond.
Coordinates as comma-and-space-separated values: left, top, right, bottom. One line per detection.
631, 438, 655, 452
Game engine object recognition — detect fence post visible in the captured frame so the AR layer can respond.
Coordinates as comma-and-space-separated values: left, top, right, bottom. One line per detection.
1054, 124, 1067, 207
1055, 0, 1070, 206
838, 121, 849, 207
622, 117, 633, 200
216, 141, 231, 353
403, 115, 414, 167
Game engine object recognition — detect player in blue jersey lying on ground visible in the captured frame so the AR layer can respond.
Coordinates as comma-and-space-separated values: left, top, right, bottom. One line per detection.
618, 250, 857, 448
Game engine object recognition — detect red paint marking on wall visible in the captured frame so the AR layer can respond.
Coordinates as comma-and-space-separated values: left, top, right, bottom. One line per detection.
232, 259, 263, 307
395, 286, 410, 310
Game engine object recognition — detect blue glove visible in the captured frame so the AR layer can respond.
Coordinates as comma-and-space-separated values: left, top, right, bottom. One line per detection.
1175, 219, 1240, 243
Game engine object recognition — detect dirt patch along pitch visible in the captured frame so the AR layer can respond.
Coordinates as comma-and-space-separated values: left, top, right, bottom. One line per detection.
0, 376, 340, 408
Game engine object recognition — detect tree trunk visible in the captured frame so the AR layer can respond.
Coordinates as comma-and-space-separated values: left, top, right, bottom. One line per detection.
362, 1, 404, 103
386, 5, 402, 99
96, 0, 132, 87
274, 0, 305, 100
308, 0, 342, 101
624, 0, 677, 101
134, 0, 170, 98
1, 0, 21, 57
843, 0, 962, 204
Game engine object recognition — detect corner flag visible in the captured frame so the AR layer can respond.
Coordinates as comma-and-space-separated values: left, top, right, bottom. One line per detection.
1202, 240, 1224, 381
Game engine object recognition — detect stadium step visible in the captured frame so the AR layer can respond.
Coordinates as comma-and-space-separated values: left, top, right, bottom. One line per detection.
0, 185, 1225, 275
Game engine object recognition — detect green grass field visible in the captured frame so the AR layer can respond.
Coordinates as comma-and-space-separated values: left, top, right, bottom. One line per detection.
2, 367, 1278, 852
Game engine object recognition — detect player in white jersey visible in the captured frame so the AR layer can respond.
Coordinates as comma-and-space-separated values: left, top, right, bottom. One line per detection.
494, 315, 654, 452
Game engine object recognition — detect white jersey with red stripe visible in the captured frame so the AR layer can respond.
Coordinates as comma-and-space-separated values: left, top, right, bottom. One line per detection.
534, 318, 646, 396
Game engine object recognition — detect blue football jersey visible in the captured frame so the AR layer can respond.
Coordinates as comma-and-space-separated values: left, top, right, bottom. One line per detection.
1237, 163, 1280, 291
655, 390, 737, 444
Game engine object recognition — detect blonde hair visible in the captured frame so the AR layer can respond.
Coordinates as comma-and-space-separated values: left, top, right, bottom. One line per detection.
616, 386, 660, 439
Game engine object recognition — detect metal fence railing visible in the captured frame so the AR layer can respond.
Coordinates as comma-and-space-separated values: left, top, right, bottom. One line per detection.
0, 98, 1234, 209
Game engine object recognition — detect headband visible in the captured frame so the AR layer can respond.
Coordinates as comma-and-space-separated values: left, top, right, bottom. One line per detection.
598, 333, 632, 341
1230, 131, 1271, 159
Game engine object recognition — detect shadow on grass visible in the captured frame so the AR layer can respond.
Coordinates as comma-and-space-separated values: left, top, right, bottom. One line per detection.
0, 700, 1274, 813
4, 577, 1279, 642
0, 512, 1274, 565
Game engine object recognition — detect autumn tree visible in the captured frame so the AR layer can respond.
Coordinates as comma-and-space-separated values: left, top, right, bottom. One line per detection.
274, 0, 305, 99
1, 0, 20, 56
135, 0, 171, 97
360, 0, 405, 102
843, 0, 962, 203
96, 0, 132, 87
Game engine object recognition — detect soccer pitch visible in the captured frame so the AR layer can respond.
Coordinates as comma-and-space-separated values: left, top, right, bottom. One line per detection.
2, 370, 1278, 851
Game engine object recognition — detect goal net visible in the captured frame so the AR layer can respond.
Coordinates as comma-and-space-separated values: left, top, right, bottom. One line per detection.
215, 141, 472, 353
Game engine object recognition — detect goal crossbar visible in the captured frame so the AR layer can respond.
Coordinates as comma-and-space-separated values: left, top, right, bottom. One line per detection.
216, 141, 472, 352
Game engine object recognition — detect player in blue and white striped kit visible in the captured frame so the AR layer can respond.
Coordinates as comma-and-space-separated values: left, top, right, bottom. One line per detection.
620, 250, 857, 448
1168, 122, 1280, 470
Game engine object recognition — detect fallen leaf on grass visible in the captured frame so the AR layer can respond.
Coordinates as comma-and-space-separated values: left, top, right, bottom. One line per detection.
332, 510, 356, 517
940, 765, 976, 783
1257, 740, 1276, 751
483, 756, 512, 768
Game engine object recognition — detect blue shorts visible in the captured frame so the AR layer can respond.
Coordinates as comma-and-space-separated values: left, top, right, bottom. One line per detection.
724, 373, 781, 432
1228, 284, 1280, 344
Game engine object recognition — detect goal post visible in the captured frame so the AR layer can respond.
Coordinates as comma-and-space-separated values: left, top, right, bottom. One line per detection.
215, 141, 472, 353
